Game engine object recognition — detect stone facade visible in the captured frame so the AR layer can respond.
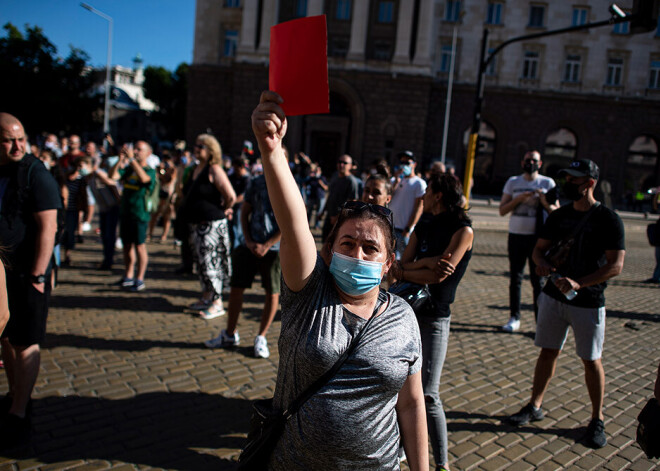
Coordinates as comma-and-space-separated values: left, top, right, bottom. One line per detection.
188, 0, 660, 201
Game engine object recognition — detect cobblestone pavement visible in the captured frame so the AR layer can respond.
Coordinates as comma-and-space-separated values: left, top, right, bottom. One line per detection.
1, 203, 658, 470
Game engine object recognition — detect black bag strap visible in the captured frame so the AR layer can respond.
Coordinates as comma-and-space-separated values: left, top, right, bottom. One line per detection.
561, 202, 601, 241
283, 290, 387, 420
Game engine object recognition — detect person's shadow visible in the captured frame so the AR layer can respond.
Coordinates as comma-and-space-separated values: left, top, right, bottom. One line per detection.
2, 392, 251, 470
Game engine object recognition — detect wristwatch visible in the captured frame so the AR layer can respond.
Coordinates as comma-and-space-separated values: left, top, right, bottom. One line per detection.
30, 274, 46, 284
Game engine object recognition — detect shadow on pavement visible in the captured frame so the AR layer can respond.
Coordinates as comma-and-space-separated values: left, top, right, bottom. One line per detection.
1, 392, 249, 471
44, 333, 205, 351
447, 410, 587, 443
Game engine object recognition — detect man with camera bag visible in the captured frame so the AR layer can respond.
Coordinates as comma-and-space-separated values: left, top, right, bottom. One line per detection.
507, 159, 625, 449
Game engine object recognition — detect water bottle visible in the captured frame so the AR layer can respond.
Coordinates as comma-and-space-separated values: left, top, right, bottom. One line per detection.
550, 273, 578, 300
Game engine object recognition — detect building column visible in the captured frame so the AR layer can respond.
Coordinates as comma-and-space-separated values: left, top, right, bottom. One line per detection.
257, 0, 279, 55
412, 0, 434, 67
237, 0, 260, 55
392, 0, 415, 64
307, 0, 324, 16
347, 0, 370, 61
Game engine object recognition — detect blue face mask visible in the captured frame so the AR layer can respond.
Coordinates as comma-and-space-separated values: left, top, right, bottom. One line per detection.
401, 164, 412, 177
329, 252, 384, 296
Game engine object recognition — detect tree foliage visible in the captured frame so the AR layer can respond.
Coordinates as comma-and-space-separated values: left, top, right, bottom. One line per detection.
0, 23, 101, 136
143, 62, 188, 140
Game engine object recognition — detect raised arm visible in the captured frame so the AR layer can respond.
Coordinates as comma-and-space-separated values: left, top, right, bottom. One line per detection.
251, 91, 317, 292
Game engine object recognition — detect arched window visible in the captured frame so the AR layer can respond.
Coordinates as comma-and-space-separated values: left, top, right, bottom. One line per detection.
623, 135, 659, 208
543, 127, 577, 179
464, 121, 496, 194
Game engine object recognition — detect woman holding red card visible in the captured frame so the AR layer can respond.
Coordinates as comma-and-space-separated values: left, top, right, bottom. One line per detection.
249, 91, 428, 470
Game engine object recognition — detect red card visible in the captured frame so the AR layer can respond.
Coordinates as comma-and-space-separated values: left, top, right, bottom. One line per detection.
269, 15, 329, 116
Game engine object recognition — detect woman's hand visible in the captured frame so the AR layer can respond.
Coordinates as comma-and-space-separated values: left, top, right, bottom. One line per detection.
433, 253, 455, 278
251, 91, 287, 156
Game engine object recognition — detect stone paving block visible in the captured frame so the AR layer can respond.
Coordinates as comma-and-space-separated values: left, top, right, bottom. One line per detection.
548, 450, 582, 468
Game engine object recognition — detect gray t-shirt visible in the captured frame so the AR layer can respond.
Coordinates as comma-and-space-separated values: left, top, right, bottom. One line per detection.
270, 255, 422, 470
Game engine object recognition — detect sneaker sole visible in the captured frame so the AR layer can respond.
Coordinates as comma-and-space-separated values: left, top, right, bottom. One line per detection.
199, 309, 226, 320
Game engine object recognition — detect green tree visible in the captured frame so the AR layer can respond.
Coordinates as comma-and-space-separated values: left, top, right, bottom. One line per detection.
143, 62, 188, 139
0, 23, 101, 136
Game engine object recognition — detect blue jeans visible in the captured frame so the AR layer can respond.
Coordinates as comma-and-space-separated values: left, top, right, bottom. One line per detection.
417, 311, 451, 467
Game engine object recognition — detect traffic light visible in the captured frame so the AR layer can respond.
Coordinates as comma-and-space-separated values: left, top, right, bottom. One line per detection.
630, 0, 660, 33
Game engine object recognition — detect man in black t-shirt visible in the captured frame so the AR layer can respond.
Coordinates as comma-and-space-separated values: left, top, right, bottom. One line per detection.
0, 113, 62, 449
507, 159, 625, 450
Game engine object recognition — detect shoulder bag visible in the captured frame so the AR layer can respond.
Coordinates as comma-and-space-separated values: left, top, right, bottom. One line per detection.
544, 202, 600, 269
237, 291, 386, 470
636, 397, 660, 459
388, 281, 434, 316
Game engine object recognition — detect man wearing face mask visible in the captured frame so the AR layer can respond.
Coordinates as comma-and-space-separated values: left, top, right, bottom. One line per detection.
499, 150, 558, 333
389, 151, 427, 259
508, 159, 624, 450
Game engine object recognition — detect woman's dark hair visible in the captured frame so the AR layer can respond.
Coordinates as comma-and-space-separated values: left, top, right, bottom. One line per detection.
428, 174, 471, 223
323, 206, 396, 259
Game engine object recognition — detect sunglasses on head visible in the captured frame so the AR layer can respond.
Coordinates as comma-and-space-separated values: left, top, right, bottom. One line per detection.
341, 200, 393, 230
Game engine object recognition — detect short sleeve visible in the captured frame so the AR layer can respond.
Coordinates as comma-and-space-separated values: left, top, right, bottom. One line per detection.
30, 163, 62, 212
502, 176, 515, 196
603, 210, 625, 251
414, 178, 427, 198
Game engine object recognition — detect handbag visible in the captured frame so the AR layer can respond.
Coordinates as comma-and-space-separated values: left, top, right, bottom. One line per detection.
544, 202, 600, 269
388, 281, 434, 316
636, 397, 660, 459
237, 291, 386, 470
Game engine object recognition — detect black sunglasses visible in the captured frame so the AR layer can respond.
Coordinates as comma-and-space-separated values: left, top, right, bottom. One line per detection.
341, 200, 393, 230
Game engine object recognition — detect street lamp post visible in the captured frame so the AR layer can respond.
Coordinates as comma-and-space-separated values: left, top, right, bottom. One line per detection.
462, 4, 654, 204
81, 2, 113, 135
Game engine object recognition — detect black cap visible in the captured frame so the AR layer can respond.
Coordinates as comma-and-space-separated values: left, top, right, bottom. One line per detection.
397, 150, 415, 162
558, 159, 599, 180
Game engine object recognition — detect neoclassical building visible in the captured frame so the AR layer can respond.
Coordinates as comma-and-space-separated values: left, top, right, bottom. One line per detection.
187, 0, 660, 201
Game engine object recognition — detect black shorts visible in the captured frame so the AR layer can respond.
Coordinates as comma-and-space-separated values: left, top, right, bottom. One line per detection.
1, 273, 51, 346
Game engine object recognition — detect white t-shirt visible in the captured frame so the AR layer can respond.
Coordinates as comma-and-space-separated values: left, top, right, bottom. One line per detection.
502, 173, 556, 235
389, 175, 427, 230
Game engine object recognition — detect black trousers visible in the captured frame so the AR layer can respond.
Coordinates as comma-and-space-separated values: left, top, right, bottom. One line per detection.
508, 233, 541, 320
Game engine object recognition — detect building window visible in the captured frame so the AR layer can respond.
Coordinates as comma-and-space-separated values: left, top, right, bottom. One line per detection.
373, 42, 392, 60
486, 2, 502, 25
224, 0, 241, 6
625, 135, 659, 205
224, 30, 238, 57
606, 57, 623, 86
486, 48, 497, 75
377, 1, 394, 23
296, 0, 308, 17
439, 45, 454, 73
563, 54, 581, 82
336, 0, 351, 20
656, 17, 660, 36
650, 60, 660, 89
522, 51, 539, 79
613, 20, 629, 34
528, 5, 545, 27
445, 1, 461, 22
571, 7, 588, 26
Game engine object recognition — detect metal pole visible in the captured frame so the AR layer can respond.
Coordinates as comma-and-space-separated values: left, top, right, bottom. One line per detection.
81, 3, 113, 134
440, 24, 458, 165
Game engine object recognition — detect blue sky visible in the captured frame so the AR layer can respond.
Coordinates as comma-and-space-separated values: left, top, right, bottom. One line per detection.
1, 0, 195, 71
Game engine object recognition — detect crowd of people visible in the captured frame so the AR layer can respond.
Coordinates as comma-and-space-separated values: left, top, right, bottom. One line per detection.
0, 100, 645, 470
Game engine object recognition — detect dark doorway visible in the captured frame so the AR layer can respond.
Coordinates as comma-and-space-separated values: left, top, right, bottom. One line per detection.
311, 131, 342, 177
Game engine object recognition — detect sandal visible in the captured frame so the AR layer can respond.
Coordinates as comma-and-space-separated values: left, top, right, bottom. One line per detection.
199, 303, 226, 320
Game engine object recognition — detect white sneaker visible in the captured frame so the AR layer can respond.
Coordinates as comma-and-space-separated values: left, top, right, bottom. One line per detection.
254, 335, 270, 358
205, 329, 240, 348
82, 222, 92, 232
502, 317, 521, 332
115, 238, 123, 249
